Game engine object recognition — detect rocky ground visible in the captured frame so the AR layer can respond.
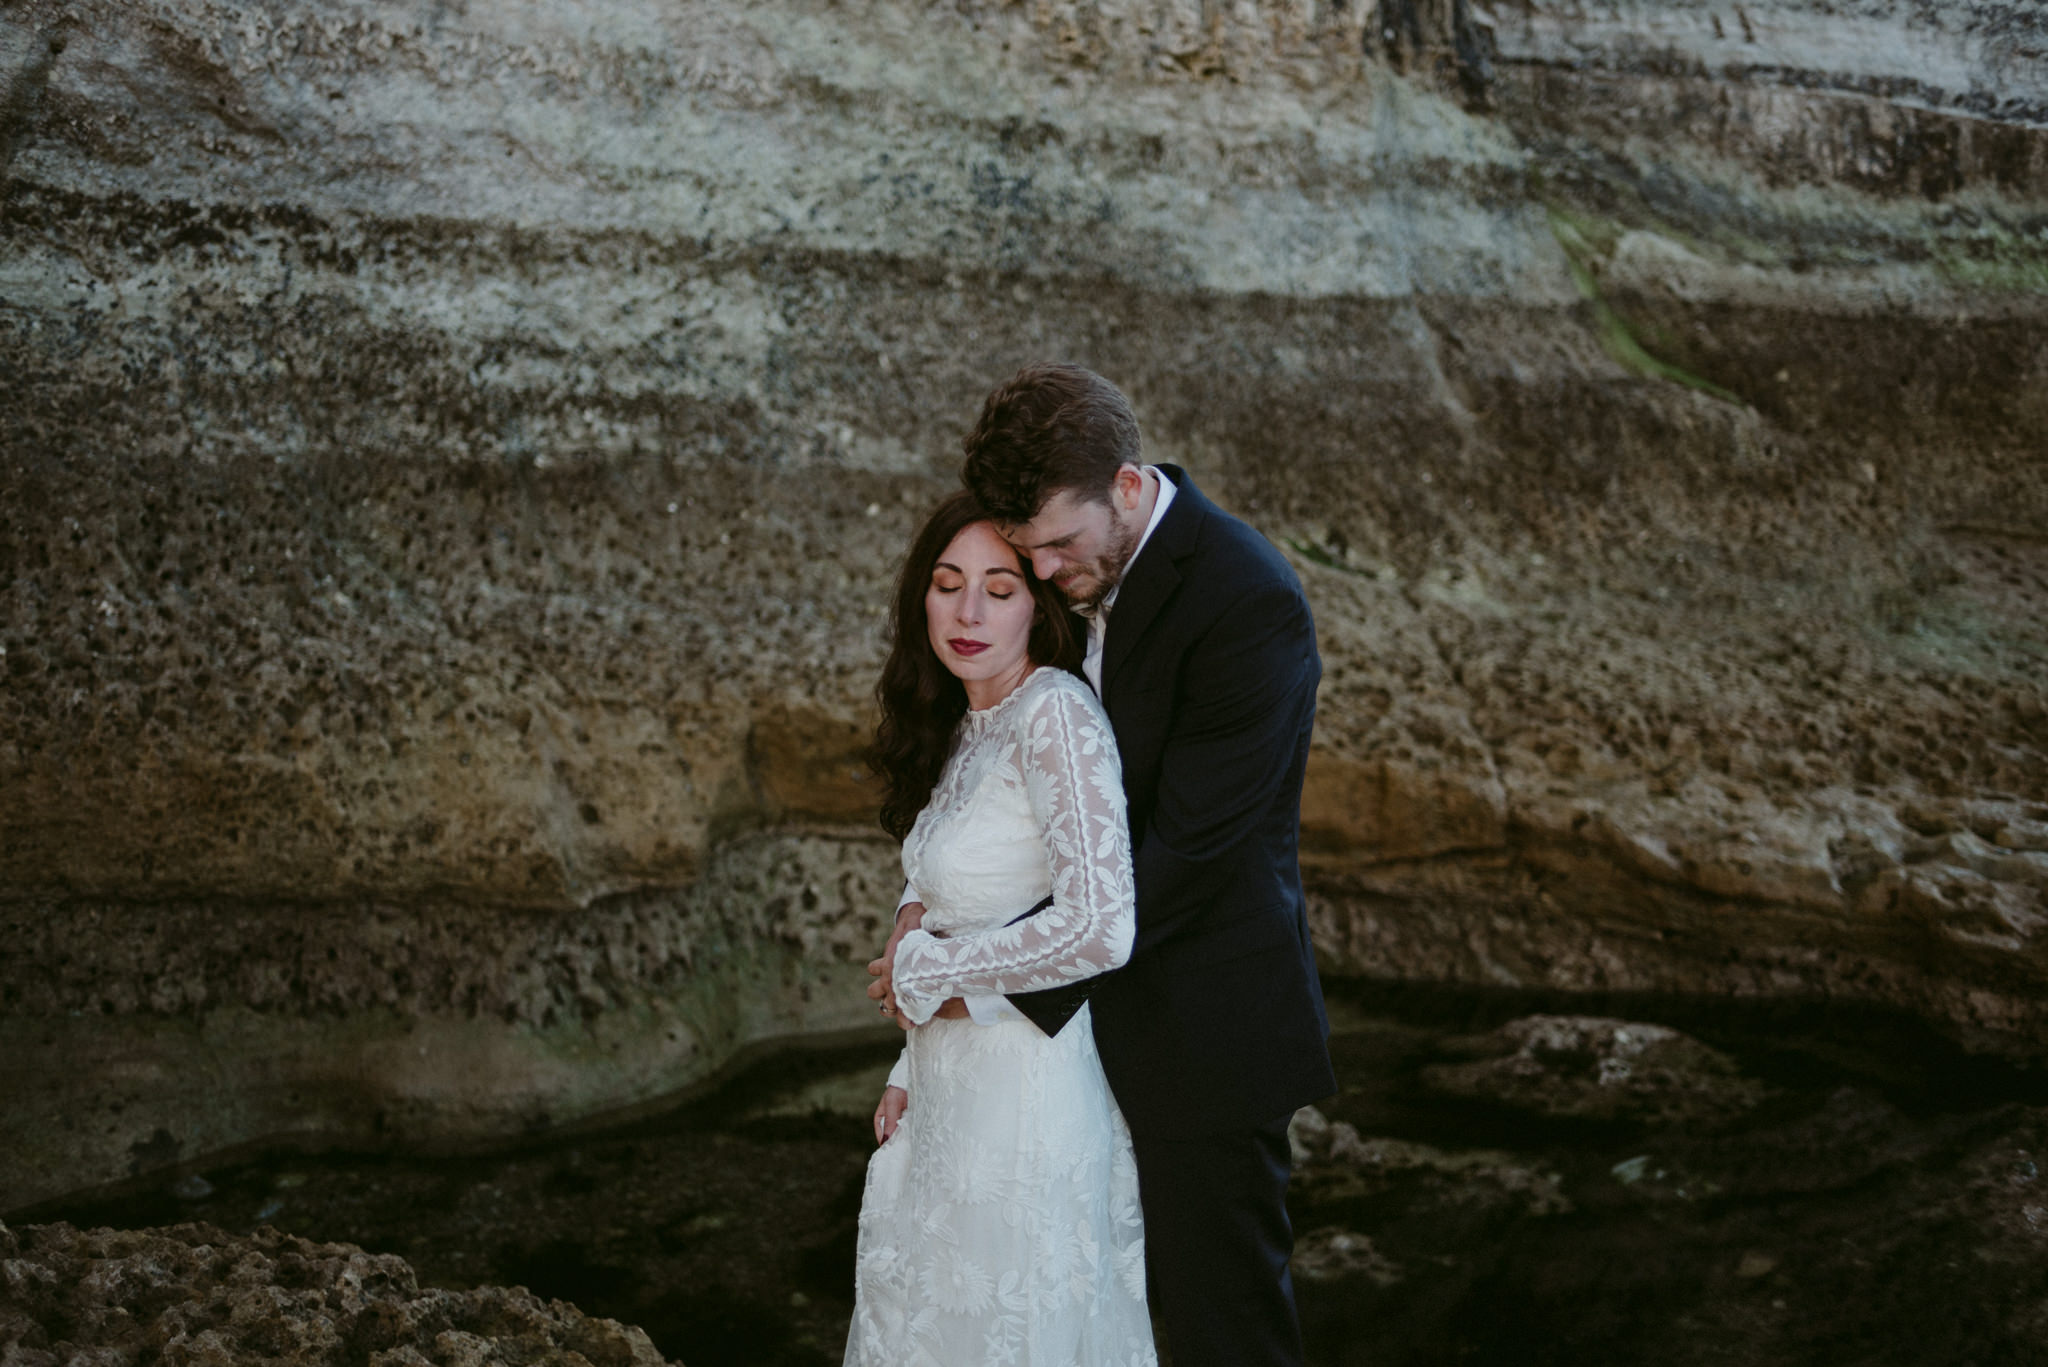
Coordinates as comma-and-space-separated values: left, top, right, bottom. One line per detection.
0, 1219, 673, 1367
20, 993, 2048, 1366
2, 0, 2045, 1209
1292, 1001, 2048, 1365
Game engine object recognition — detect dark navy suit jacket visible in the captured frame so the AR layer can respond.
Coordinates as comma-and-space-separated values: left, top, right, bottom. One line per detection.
1013, 466, 1336, 1137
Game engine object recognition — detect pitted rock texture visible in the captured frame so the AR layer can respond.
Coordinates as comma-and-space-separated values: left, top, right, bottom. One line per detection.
0, 831, 901, 1212
0, 1220, 673, 1367
1288, 1104, 1574, 1220
1293, 1009, 2048, 1364
1418, 1015, 1772, 1127
2, 0, 2045, 1207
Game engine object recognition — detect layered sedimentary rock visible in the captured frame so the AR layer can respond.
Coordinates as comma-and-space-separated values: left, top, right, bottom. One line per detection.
2, 0, 2044, 1209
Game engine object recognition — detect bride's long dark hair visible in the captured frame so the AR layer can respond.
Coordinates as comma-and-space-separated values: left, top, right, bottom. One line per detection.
869, 489, 1085, 841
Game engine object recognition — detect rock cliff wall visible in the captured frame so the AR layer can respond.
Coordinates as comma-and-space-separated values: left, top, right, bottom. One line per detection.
3, 0, 2044, 1209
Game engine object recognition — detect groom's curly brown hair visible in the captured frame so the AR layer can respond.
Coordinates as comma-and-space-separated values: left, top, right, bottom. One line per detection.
961, 363, 1142, 524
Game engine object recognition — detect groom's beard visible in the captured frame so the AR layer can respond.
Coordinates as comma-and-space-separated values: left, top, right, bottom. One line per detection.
1056, 515, 1142, 613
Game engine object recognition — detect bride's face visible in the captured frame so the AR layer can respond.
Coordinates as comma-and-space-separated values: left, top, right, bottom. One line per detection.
926, 520, 1037, 706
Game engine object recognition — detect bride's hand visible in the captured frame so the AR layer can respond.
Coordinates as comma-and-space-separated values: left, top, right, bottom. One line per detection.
868, 900, 925, 1019
883, 901, 926, 957
878, 993, 971, 1032
874, 1085, 909, 1144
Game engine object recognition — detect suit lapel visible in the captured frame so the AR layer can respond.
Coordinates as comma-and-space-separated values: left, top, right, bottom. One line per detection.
1100, 465, 1206, 701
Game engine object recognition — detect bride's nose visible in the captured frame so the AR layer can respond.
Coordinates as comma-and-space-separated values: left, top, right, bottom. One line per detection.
954, 585, 984, 624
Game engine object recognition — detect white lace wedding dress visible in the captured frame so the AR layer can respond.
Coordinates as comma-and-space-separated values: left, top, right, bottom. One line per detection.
844, 666, 1158, 1367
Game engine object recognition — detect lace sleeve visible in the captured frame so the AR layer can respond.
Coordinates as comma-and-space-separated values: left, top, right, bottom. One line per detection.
890, 675, 1136, 1024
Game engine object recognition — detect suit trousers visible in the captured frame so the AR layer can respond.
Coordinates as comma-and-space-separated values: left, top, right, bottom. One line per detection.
1131, 1111, 1305, 1367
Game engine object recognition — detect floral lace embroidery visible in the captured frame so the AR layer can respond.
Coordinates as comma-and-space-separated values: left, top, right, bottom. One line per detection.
890, 669, 1135, 1024
845, 668, 1155, 1367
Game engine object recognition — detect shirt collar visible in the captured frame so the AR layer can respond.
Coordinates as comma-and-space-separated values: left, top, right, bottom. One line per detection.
1099, 466, 1177, 614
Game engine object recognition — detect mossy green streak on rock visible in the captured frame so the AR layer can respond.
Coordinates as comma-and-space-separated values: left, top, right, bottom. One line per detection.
1935, 234, 2048, 296
1548, 209, 1747, 406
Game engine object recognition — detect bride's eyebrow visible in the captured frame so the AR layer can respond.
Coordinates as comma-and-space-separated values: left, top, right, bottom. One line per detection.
933, 561, 1025, 578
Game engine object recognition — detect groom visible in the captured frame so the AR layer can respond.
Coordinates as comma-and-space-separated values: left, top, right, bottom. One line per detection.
879, 363, 1337, 1367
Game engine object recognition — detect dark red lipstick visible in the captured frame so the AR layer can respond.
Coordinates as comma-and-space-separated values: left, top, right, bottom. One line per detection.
948, 638, 991, 656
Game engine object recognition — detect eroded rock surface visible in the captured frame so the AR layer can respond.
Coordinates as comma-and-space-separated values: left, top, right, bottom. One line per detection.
1, 0, 2044, 1206
22, 998, 2048, 1367
1289, 1102, 1574, 1217
1418, 1014, 1772, 1127
0, 1220, 673, 1367
1295, 1009, 2048, 1365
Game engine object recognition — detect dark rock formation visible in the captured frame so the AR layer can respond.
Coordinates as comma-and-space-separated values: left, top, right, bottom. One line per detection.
1, 0, 2044, 1207
0, 1220, 673, 1366
1288, 1102, 1575, 1220
1418, 1014, 1771, 1126
1296, 1007, 2048, 1364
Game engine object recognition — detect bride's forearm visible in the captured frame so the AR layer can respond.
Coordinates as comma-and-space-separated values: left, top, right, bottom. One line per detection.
890, 902, 1130, 1019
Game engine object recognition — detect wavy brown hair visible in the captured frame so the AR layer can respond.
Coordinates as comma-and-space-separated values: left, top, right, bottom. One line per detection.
961, 362, 1142, 524
869, 489, 1085, 841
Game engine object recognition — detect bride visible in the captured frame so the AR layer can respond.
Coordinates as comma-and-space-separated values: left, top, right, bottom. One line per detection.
843, 490, 1158, 1367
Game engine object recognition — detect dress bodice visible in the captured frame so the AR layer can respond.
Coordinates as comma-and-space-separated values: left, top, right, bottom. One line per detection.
890, 667, 1135, 1022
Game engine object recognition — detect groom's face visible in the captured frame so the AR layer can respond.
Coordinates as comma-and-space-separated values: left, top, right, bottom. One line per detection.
1001, 468, 1145, 611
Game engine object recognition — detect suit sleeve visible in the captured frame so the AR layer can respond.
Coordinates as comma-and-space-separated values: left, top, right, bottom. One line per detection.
1130, 574, 1320, 951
